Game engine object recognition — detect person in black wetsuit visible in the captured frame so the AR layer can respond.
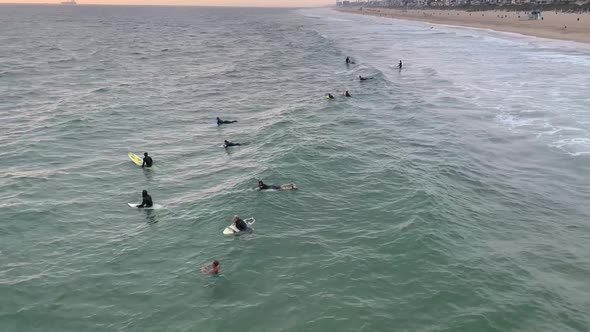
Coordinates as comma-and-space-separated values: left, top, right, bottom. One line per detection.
232, 215, 249, 231
326, 93, 335, 99
216, 117, 237, 125
344, 90, 351, 97
224, 140, 241, 148
142, 152, 153, 168
359, 75, 368, 81
258, 180, 280, 191
398, 60, 402, 69
346, 56, 351, 64
137, 190, 153, 208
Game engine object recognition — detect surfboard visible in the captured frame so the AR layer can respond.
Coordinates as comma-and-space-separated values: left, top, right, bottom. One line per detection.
128, 203, 163, 209
223, 217, 255, 235
128, 152, 143, 166
280, 183, 297, 190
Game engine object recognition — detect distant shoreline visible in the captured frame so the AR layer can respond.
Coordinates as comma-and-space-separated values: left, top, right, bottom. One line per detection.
336, 7, 590, 44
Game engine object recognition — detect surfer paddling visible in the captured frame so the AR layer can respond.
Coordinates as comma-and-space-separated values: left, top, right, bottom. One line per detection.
223, 140, 241, 148
216, 117, 237, 125
257, 180, 297, 191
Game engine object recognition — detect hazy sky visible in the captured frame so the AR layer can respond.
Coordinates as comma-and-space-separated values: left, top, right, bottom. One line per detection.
0, 0, 333, 7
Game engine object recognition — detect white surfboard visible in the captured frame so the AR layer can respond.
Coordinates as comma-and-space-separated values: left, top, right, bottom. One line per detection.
127, 203, 163, 210
280, 183, 297, 190
223, 217, 255, 235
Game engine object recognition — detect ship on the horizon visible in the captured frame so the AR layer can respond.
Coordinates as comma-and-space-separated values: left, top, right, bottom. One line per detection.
61, 0, 77, 4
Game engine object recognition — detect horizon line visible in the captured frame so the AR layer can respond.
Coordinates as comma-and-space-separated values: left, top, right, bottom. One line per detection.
0, 2, 332, 7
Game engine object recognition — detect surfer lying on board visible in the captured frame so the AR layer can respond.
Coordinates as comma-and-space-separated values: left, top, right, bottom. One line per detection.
223, 140, 241, 148
233, 215, 249, 232
201, 260, 220, 275
142, 152, 153, 168
258, 180, 280, 191
216, 117, 237, 125
326, 93, 335, 99
359, 75, 370, 81
258, 180, 297, 191
136, 190, 153, 208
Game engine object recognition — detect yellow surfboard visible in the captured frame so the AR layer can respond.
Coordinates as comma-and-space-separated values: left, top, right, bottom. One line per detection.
128, 152, 143, 166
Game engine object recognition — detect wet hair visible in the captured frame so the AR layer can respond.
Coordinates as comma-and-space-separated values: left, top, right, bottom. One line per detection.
142, 190, 148, 196
144, 152, 148, 156
212, 260, 219, 267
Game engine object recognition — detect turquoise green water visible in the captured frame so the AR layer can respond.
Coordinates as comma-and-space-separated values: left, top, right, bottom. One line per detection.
1, 5, 590, 331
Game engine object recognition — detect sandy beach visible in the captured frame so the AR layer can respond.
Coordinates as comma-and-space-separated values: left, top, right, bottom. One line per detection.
337, 7, 590, 43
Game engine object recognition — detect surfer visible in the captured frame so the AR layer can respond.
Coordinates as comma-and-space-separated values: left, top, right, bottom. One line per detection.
257, 180, 297, 191
136, 190, 153, 208
216, 117, 237, 125
232, 215, 249, 232
258, 180, 280, 191
359, 75, 370, 81
346, 56, 351, 64
142, 152, 153, 168
326, 93, 335, 99
223, 140, 241, 148
398, 60, 402, 69
201, 260, 220, 275
343, 90, 351, 97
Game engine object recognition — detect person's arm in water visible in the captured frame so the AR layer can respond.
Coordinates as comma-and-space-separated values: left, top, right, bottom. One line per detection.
142, 158, 147, 168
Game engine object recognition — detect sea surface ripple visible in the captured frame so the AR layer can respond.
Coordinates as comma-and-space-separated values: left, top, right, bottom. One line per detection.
1, 5, 589, 332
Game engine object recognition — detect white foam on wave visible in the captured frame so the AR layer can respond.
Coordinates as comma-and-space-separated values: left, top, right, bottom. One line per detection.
548, 137, 590, 156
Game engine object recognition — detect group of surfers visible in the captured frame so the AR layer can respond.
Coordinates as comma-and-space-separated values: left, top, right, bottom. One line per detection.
326, 57, 402, 100
132, 118, 296, 275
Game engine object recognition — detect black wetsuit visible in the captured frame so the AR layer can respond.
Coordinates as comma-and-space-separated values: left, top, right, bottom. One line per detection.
224, 142, 241, 147
138, 194, 153, 208
345, 92, 351, 97
235, 218, 248, 231
217, 120, 237, 125
259, 184, 280, 190
359, 77, 368, 81
142, 156, 153, 167
346, 57, 351, 64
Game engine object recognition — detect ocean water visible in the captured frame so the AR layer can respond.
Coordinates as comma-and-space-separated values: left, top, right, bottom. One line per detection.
1, 5, 590, 331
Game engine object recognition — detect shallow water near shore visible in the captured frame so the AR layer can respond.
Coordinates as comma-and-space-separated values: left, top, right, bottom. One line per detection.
1, 5, 590, 332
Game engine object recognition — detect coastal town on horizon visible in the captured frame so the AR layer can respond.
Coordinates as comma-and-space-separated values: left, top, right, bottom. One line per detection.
336, 0, 590, 8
